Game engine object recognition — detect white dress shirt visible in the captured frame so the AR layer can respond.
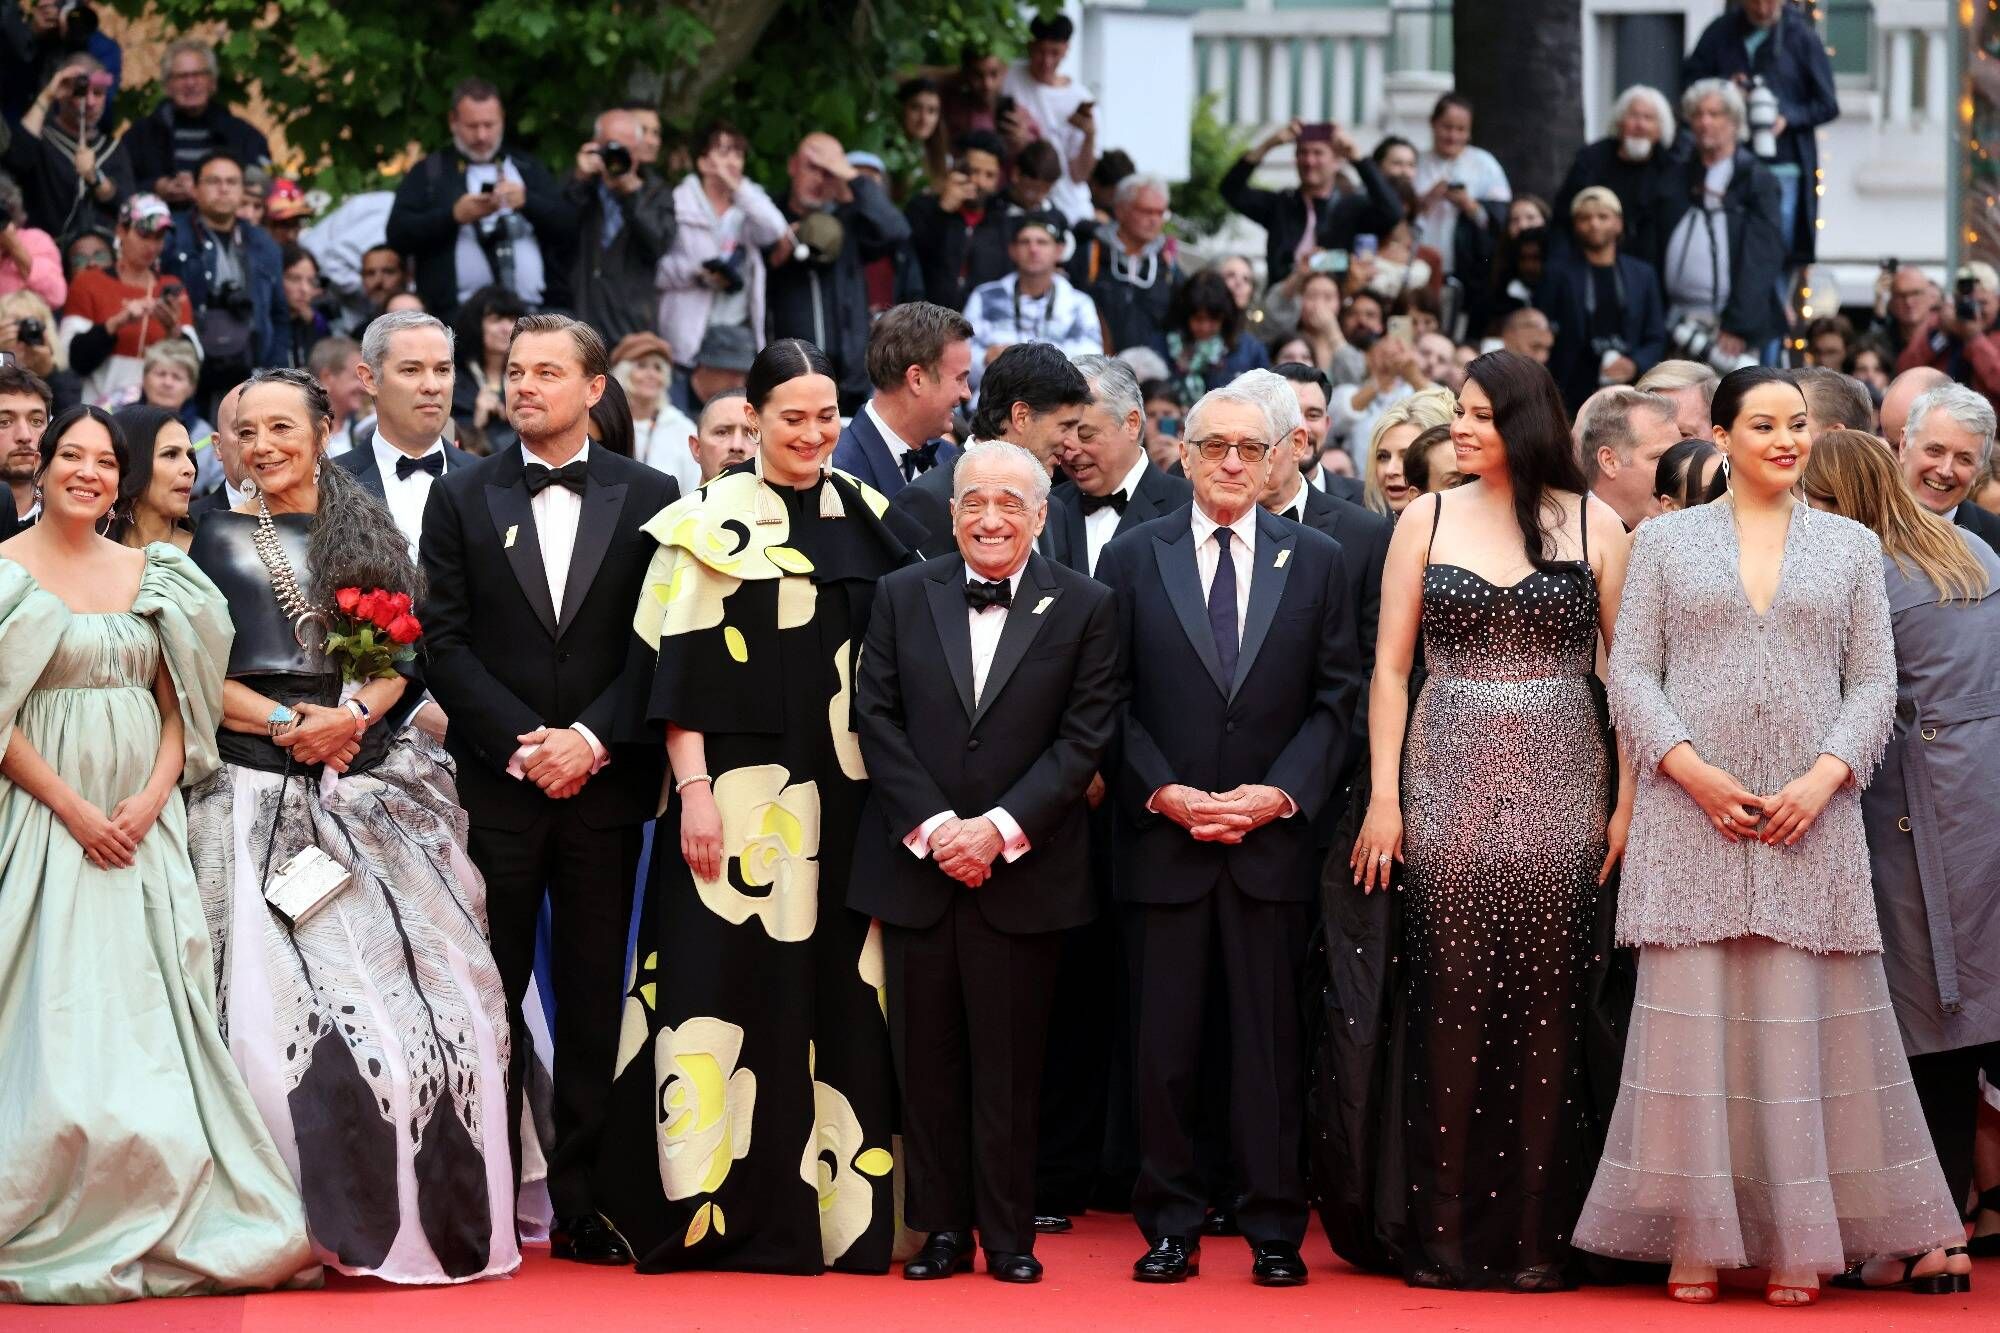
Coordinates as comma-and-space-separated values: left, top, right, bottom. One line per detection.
904, 562, 1032, 865
506, 441, 607, 779
371, 433, 445, 557
1083, 452, 1150, 575
1277, 485, 1309, 525
863, 399, 913, 474
1190, 502, 1258, 646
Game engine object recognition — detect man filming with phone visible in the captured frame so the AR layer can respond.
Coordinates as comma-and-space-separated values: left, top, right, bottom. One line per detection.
1221, 118, 1403, 285
565, 107, 676, 343
1896, 261, 2000, 411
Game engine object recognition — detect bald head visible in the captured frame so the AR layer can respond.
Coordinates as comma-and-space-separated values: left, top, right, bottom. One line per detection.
1501, 307, 1553, 364
790, 131, 848, 208
1881, 367, 1951, 448
214, 381, 248, 487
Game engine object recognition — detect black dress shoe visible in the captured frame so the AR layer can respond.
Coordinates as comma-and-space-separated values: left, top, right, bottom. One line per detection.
1033, 1213, 1073, 1233
1133, 1236, 1199, 1282
550, 1213, 631, 1265
1251, 1242, 1308, 1286
903, 1231, 975, 1280
1201, 1205, 1240, 1236
987, 1251, 1043, 1283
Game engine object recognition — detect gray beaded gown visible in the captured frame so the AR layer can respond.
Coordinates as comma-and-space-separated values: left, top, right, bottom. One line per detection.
1396, 497, 1608, 1288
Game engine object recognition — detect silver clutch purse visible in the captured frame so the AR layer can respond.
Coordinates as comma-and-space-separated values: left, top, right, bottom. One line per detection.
264, 846, 352, 926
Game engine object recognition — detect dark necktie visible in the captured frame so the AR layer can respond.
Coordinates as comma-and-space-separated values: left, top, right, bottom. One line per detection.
1208, 527, 1238, 685
395, 452, 444, 480
1079, 489, 1129, 516
525, 459, 588, 496
965, 578, 1012, 612
901, 441, 940, 482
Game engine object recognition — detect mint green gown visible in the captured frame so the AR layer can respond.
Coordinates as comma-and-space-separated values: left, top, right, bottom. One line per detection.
0, 546, 319, 1303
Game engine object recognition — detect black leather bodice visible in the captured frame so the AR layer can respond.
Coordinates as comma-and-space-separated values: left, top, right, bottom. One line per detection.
188, 510, 323, 676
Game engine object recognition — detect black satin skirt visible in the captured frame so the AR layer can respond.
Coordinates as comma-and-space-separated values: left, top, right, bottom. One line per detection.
218, 672, 392, 777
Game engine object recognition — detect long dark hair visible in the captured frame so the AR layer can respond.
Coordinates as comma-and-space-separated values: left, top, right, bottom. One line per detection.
452, 283, 529, 376
239, 367, 425, 606
1462, 350, 1589, 572
1169, 270, 1243, 351
590, 374, 636, 457
36, 405, 129, 525
745, 337, 836, 410
1653, 437, 1724, 509
107, 403, 179, 542
1709, 365, 1802, 435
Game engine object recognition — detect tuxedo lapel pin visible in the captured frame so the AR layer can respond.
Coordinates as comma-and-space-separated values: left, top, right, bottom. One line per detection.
504, 524, 519, 549
1275, 548, 1290, 568
1033, 595, 1054, 615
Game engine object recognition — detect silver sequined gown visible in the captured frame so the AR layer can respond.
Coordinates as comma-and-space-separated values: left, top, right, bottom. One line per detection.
1396, 536, 1607, 1288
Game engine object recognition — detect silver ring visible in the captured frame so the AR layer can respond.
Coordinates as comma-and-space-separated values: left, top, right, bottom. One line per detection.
1377, 852, 1390, 863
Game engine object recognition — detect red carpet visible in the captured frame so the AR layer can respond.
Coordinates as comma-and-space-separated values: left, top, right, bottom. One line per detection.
8, 1212, 1988, 1331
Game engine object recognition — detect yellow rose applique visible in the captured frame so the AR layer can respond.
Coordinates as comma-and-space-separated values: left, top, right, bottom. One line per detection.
694, 765, 820, 942
654, 1016, 757, 1204
800, 1052, 894, 1264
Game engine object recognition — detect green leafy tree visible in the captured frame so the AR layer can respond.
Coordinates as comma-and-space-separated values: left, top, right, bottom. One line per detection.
107, 0, 1042, 196
1170, 94, 1249, 241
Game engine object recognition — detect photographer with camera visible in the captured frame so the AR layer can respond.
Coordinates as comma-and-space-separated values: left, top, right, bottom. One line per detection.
1535, 186, 1666, 414
385, 78, 576, 320
655, 118, 786, 379
0, 0, 120, 125
1894, 262, 2000, 411
57, 191, 192, 407
0, 287, 80, 411
159, 150, 283, 401
124, 38, 271, 212
566, 107, 676, 344
904, 129, 1012, 311
6, 52, 131, 243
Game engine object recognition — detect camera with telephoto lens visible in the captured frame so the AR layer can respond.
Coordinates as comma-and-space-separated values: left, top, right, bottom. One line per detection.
701, 250, 745, 295
14, 317, 45, 347
209, 279, 253, 318
599, 141, 633, 177
1956, 276, 1980, 324
1667, 313, 1757, 375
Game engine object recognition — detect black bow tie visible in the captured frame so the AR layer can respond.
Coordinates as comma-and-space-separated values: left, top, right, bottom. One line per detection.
395, 452, 444, 480
901, 440, 940, 482
1079, 489, 1129, 516
964, 578, 1012, 612
525, 459, 588, 496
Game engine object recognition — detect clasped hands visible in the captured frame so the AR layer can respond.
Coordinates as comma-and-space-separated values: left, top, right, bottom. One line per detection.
1153, 783, 1290, 844
928, 816, 1004, 889
273, 701, 364, 772
1666, 747, 1849, 848
516, 727, 596, 800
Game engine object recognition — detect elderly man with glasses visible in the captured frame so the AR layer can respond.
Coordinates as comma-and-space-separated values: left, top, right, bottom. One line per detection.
125, 37, 271, 211
1093, 381, 1361, 1288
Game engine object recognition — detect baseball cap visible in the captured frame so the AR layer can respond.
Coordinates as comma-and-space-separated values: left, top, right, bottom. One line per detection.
118, 192, 173, 238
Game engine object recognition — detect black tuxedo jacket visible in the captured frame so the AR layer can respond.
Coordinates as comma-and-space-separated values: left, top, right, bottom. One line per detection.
831, 406, 959, 500
334, 438, 481, 501
1095, 505, 1360, 904
1957, 498, 2000, 551
1286, 482, 1389, 668
0, 484, 15, 540
1044, 462, 1192, 576
882, 462, 959, 559
1309, 465, 1366, 505
851, 551, 1120, 935
420, 442, 677, 829
187, 487, 232, 526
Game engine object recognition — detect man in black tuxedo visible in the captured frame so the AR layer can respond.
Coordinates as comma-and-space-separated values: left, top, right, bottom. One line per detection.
1095, 382, 1360, 1286
187, 381, 248, 524
1033, 352, 1189, 1232
1278, 363, 1365, 504
334, 310, 480, 554
853, 440, 1119, 1285
420, 313, 677, 1264
831, 301, 973, 498
885, 341, 1088, 559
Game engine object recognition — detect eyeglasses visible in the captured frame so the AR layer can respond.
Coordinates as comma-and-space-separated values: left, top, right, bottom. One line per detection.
1188, 438, 1271, 463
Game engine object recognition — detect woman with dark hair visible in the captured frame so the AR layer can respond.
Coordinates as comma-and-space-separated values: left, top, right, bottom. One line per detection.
588, 372, 636, 457
182, 367, 518, 1285
0, 405, 317, 1300
1651, 437, 1724, 513
655, 117, 788, 373
596, 338, 909, 1275
1800, 428, 1993, 1295
1413, 92, 1511, 280
108, 403, 196, 551
895, 76, 950, 200
450, 283, 527, 456
1399, 421, 1458, 495
278, 242, 330, 369
1575, 369, 1961, 1305
1164, 269, 1269, 405
1351, 349, 1632, 1290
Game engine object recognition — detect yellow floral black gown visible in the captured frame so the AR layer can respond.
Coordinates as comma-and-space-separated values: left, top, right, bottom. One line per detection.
594, 466, 909, 1274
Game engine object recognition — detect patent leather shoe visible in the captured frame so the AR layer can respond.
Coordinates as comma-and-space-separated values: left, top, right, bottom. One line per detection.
987, 1251, 1043, 1283
1033, 1213, 1073, 1233
902, 1231, 975, 1280
1251, 1242, 1308, 1286
550, 1214, 631, 1265
1133, 1236, 1199, 1282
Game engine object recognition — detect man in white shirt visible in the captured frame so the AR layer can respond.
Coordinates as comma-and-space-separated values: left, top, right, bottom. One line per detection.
831, 301, 975, 497
852, 439, 1120, 1284
964, 217, 1103, 394
1002, 14, 1098, 225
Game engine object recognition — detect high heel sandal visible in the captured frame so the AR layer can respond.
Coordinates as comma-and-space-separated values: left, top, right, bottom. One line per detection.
1829, 1247, 1971, 1295
1667, 1277, 1719, 1304
1764, 1281, 1820, 1307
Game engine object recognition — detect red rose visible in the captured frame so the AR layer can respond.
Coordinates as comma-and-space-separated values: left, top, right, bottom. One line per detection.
353, 593, 381, 623
369, 599, 400, 631
386, 614, 422, 645
384, 591, 413, 617
335, 587, 361, 613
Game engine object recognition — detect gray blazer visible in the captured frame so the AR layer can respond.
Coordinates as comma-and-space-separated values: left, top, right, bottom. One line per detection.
1862, 535, 2000, 1055
1609, 500, 1895, 954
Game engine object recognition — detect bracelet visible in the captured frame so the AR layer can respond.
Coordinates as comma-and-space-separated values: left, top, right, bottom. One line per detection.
266, 703, 298, 737
344, 698, 371, 726
674, 773, 713, 793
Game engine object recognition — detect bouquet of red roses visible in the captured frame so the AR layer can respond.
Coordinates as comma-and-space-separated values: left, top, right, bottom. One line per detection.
328, 586, 423, 683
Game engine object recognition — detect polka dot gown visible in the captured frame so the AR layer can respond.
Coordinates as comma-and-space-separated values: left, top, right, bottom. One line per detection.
1396, 557, 1607, 1288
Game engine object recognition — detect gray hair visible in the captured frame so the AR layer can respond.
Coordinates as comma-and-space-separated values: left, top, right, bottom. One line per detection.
1579, 386, 1675, 484
1611, 84, 1675, 146
1681, 77, 1745, 132
1184, 383, 1279, 449
162, 37, 219, 81
1073, 353, 1144, 423
952, 438, 1051, 507
1116, 345, 1170, 383
360, 309, 455, 378
1908, 381, 1998, 464
1113, 172, 1170, 212
1228, 368, 1304, 442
